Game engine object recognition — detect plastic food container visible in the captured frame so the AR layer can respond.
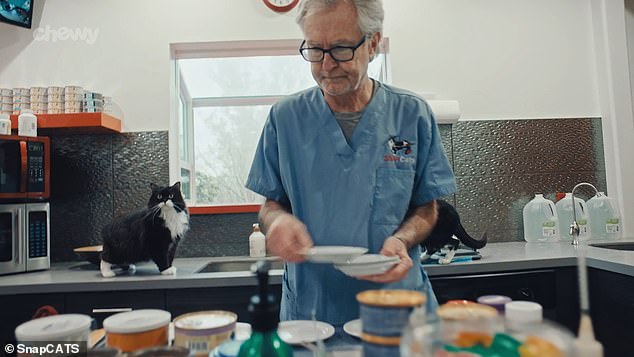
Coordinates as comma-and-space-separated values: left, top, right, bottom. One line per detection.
173, 310, 237, 357
103, 309, 171, 353
357, 290, 426, 357
15, 314, 92, 342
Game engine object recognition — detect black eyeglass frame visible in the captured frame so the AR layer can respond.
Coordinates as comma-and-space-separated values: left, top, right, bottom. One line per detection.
299, 36, 367, 63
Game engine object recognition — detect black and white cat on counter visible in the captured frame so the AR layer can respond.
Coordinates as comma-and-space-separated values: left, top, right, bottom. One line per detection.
100, 182, 189, 278
420, 199, 487, 264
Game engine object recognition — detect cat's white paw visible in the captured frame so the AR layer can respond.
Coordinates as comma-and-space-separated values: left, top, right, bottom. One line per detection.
100, 260, 116, 278
439, 257, 452, 265
161, 266, 177, 275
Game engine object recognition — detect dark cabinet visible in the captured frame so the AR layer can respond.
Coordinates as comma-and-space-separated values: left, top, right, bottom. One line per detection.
588, 268, 633, 357
65, 290, 165, 328
166, 284, 282, 323
430, 267, 580, 333
0, 293, 65, 345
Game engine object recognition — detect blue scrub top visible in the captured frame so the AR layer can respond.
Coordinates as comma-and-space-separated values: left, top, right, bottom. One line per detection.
246, 82, 456, 325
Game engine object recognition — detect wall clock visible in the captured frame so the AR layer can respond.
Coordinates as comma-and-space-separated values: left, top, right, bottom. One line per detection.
262, 0, 300, 13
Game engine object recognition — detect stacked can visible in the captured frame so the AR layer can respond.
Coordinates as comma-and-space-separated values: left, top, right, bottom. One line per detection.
0, 88, 12, 115
48, 86, 64, 114
83, 91, 103, 112
103, 96, 113, 114
63, 86, 83, 113
30, 87, 48, 114
12, 88, 30, 115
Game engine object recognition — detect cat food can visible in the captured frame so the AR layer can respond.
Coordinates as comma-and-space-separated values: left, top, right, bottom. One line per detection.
357, 290, 425, 357
15, 313, 92, 345
103, 309, 171, 353
173, 310, 237, 357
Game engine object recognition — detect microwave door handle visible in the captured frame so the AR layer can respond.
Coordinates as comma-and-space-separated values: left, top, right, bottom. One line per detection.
19, 141, 28, 193
15, 209, 23, 265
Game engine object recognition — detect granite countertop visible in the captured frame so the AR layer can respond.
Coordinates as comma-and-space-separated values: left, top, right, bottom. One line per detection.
1, 240, 634, 296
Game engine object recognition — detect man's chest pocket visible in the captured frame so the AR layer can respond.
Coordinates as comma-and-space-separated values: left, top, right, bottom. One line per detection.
371, 168, 415, 225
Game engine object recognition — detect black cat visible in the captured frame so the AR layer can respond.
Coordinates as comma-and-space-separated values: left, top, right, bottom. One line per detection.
420, 199, 487, 264
100, 182, 189, 277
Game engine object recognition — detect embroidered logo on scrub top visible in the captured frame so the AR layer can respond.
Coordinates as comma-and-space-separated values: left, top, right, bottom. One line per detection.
384, 136, 415, 163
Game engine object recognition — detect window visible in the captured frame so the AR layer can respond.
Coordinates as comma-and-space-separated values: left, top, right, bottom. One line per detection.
171, 39, 390, 212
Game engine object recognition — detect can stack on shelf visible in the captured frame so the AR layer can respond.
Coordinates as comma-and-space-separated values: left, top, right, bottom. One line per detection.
31, 87, 47, 114
0, 86, 110, 115
12, 88, 30, 115
0, 88, 12, 115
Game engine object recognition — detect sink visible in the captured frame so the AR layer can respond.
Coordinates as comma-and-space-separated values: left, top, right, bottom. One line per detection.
196, 259, 284, 273
589, 242, 634, 251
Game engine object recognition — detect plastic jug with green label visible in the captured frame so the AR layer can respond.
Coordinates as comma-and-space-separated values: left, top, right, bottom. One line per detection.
523, 194, 559, 242
587, 192, 622, 240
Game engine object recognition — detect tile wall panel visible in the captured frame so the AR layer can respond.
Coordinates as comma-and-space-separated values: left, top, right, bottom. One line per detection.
49, 118, 607, 261
451, 118, 606, 244
50, 134, 113, 262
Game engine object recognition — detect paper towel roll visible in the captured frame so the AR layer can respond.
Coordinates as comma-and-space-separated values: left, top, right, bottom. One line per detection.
427, 100, 460, 124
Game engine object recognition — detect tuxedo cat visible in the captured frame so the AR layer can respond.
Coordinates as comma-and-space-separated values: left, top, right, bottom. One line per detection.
100, 182, 189, 278
420, 199, 487, 264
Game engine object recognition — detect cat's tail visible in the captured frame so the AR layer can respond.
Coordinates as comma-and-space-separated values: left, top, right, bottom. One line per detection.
455, 223, 488, 249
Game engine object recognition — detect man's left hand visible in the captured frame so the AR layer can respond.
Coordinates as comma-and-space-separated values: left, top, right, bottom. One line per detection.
356, 236, 413, 283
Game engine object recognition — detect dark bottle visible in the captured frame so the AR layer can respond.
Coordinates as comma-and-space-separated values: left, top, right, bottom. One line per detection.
237, 260, 293, 357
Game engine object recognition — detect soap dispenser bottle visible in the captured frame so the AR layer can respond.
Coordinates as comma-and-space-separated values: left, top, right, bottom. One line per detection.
249, 223, 266, 258
238, 261, 293, 357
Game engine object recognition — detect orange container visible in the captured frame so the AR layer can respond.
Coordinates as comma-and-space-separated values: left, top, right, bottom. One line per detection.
103, 309, 171, 353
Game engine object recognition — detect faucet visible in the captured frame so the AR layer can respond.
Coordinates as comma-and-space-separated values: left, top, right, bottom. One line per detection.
569, 182, 599, 245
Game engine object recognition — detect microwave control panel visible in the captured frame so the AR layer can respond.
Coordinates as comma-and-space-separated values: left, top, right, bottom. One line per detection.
27, 141, 45, 193
28, 210, 47, 258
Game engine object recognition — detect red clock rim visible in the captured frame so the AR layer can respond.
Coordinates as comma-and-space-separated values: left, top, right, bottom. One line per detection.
262, 0, 300, 13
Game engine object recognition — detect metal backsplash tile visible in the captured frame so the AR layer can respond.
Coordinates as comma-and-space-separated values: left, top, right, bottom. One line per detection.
451, 118, 606, 244
452, 118, 605, 176
112, 132, 170, 216
50, 134, 114, 261
50, 118, 607, 261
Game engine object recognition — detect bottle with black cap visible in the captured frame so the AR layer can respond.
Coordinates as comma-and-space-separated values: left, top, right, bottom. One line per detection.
237, 260, 293, 357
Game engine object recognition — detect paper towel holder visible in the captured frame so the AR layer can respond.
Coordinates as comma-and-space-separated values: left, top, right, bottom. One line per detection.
426, 99, 460, 124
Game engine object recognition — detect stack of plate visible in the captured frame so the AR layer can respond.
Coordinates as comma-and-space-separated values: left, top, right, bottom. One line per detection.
303, 246, 367, 264
334, 254, 400, 277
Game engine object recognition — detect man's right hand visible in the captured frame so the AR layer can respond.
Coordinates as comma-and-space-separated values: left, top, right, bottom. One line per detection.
265, 213, 313, 263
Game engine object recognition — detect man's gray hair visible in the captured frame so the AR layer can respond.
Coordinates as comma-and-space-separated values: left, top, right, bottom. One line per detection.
296, 0, 384, 37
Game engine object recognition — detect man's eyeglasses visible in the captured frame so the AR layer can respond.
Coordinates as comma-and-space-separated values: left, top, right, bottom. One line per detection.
299, 37, 367, 63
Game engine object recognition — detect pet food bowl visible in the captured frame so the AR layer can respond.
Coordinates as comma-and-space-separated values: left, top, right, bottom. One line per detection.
73, 245, 103, 265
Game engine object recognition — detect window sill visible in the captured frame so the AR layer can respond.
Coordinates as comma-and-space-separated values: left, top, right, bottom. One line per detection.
189, 204, 261, 215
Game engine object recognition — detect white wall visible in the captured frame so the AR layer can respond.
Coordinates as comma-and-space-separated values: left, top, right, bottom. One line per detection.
0, 0, 599, 132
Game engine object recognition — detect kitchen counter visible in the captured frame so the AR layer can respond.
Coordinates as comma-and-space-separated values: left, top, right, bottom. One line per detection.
1, 240, 634, 296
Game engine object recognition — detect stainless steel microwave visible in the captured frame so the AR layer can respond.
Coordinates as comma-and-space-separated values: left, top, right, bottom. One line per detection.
0, 202, 50, 275
0, 136, 50, 200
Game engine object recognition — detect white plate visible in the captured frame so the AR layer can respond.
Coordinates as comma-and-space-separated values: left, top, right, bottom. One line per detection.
343, 319, 362, 338
304, 246, 368, 264
334, 254, 400, 277
277, 320, 335, 344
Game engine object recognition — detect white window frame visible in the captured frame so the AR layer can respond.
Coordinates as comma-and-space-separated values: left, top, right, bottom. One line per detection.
169, 38, 390, 213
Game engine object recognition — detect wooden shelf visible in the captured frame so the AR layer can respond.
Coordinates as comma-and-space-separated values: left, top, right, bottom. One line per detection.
9, 112, 121, 134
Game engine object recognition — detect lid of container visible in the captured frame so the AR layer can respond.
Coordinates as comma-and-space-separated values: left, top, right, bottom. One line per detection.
103, 309, 171, 334
174, 310, 236, 330
15, 314, 92, 341
437, 300, 498, 320
356, 289, 426, 308
505, 301, 542, 323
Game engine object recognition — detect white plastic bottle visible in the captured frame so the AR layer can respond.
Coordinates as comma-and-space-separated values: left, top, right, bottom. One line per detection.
18, 109, 37, 137
556, 193, 591, 242
587, 192, 622, 240
522, 194, 559, 242
249, 223, 266, 258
